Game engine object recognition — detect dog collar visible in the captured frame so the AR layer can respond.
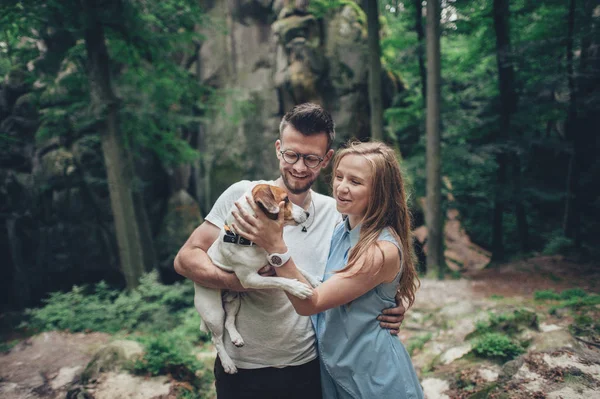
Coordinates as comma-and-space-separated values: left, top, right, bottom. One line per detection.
223, 225, 255, 246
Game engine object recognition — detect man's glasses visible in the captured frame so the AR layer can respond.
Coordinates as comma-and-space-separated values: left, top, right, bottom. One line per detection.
279, 150, 324, 169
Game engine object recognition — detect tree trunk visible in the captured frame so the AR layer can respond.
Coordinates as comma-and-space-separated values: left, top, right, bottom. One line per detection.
425, 0, 444, 278
81, 0, 146, 289
491, 0, 521, 261
492, 0, 529, 253
512, 153, 529, 252
132, 188, 158, 272
365, 0, 384, 140
413, 0, 427, 104
563, 0, 579, 243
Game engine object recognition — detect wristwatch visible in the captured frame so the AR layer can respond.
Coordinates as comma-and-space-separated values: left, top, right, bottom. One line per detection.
267, 250, 291, 267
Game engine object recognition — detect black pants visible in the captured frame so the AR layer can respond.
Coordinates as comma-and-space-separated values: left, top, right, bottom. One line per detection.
214, 356, 322, 399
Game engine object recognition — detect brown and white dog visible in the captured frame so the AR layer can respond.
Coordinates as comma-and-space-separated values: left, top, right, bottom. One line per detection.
194, 184, 319, 374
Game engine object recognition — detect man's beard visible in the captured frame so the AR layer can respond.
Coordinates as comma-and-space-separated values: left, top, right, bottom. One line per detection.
281, 171, 316, 194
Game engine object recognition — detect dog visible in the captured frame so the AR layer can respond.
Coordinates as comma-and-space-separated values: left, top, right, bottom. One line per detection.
194, 184, 321, 374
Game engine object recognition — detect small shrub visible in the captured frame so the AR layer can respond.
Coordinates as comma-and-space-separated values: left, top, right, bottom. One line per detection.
543, 234, 575, 256
132, 332, 214, 397
534, 290, 561, 301
133, 333, 201, 377
406, 333, 432, 356
472, 333, 525, 361
560, 288, 588, 300
472, 308, 537, 338
21, 272, 202, 336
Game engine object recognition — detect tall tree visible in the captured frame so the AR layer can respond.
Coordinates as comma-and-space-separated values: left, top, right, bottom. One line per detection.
425, 0, 444, 277
413, 0, 426, 104
562, 0, 598, 247
81, 0, 146, 289
365, 0, 384, 140
492, 0, 528, 257
490, 0, 510, 261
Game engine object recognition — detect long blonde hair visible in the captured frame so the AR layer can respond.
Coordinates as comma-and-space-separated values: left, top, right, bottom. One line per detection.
333, 141, 420, 308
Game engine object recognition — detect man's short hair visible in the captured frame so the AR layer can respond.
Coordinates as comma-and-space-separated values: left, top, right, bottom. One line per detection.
279, 103, 335, 149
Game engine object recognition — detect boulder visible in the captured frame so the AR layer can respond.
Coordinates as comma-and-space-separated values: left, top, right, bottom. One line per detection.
81, 340, 145, 383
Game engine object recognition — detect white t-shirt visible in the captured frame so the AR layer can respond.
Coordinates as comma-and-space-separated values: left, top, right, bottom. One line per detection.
205, 180, 340, 368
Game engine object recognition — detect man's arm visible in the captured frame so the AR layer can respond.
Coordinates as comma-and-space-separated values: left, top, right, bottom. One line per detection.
173, 221, 246, 291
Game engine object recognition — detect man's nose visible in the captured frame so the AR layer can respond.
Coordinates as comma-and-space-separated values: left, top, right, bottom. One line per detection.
293, 158, 308, 171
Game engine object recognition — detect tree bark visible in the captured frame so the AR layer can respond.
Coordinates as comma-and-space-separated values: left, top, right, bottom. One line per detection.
81, 0, 146, 289
492, 0, 529, 253
563, 0, 579, 243
413, 0, 426, 104
425, 0, 444, 278
491, 0, 522, 261
365, 0, 384, 140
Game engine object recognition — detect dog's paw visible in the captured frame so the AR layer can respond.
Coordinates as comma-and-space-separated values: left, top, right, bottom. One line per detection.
222, 359, 238, 374
286, 280, 314, 299
230, 334, 245, 348
311, 279, 322, 288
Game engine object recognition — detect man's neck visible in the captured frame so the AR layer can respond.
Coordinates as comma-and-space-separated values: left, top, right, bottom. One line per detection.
274, 177, 311, 209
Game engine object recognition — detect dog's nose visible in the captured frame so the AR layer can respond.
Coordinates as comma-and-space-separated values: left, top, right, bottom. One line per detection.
305, 212, 310, 218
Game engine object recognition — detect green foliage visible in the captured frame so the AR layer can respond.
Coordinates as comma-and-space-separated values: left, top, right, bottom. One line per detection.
3, 0, 207, 168
534, 290, 561, 301
0, 340, 19, 353
535, 288, 598, 307
472, 332, 525, 361
534, 288, 599, 343
132, 332, 200, 377
542, 234, 576, 256
380, 0, 600, 258
470, 308, 537, 342
21, 272, 207, 340
406, 332, 432, 356
559, 288, 587, 300
131, 330, 214, 397
309, 0, 366, 24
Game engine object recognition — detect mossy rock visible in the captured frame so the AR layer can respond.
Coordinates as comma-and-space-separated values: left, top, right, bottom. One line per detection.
272, 14, 319, 45
81, 340, 144, 383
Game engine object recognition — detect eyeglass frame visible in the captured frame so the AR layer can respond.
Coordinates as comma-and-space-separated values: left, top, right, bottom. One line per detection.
279, 150, 325, 169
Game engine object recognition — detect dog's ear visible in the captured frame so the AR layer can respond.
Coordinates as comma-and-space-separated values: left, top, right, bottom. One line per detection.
253, 185, 280, 217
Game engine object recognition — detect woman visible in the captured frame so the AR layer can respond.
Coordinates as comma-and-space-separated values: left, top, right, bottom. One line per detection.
234, 141, 423, 398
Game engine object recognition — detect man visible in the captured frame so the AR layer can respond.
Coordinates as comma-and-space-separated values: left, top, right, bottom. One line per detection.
174, 103, 405, 399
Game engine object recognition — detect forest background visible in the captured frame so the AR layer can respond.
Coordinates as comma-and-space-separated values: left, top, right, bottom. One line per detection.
0, 0, 599, 397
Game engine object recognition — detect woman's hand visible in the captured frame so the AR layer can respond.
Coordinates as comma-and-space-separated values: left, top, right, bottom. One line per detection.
231, 196, 287, 254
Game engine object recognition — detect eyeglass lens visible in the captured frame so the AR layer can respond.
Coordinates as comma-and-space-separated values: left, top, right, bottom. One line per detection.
282, 151, 321, 168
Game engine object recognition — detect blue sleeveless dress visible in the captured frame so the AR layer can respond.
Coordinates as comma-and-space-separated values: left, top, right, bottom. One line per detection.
312, 220, 423, 399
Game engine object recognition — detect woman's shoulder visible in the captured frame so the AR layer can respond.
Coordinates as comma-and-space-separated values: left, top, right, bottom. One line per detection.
377, 227, 401, 248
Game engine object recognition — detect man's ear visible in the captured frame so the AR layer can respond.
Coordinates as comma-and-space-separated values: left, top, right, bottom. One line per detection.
321, 148, 335, 168
275, 140, 282, 158
254, 187, 280, 215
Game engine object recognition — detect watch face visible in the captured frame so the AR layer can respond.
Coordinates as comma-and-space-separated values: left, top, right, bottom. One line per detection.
270, 255, 282, 265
